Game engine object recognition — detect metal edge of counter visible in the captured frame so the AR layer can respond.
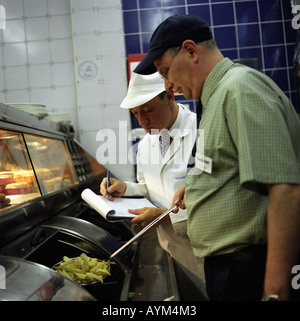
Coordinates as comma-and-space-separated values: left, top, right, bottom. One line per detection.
0, 102, 67, 139
0, 174, 105, 250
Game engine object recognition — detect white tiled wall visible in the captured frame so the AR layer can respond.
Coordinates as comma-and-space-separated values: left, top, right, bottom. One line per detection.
0, 0, 76, 123
0, 0, 135, 181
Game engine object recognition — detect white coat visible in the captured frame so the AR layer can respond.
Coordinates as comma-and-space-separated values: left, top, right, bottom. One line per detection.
125, 104, 204, 279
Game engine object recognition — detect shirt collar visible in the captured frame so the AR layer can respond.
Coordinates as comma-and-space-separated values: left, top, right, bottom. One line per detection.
169, 103, 182, 132
201, 58, 235, 110
151, 104, 183, 146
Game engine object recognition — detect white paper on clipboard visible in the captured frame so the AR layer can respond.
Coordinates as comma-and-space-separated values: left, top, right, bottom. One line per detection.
81, 188, 156, 221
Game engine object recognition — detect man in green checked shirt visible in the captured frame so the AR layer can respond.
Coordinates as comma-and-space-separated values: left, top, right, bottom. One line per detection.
134, 15, 300, 301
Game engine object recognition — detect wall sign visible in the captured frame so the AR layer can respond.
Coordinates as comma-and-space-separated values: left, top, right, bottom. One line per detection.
78, 60, 98, 81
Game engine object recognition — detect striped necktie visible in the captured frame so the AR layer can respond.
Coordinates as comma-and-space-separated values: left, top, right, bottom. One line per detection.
159, 129, 171, 157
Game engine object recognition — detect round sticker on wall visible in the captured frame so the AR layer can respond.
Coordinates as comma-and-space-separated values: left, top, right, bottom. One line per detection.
78, 60, 98, 81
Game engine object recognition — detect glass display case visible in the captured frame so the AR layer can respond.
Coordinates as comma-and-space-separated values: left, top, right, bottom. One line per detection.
0, 129, 79, 211
0, 129, 40, 209
24, 134, 77, 195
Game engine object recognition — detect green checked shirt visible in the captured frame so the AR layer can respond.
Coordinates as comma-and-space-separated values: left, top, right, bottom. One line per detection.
186, 58, 300, 258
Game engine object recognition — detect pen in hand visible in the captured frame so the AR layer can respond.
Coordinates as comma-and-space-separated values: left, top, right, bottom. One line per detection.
106, 170, 110, 199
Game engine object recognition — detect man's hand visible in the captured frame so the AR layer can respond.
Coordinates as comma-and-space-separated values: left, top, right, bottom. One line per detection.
171, 184, 186, 213
129, 207, 170, 228
264, 183, 300, 300
100, 177, 127, 201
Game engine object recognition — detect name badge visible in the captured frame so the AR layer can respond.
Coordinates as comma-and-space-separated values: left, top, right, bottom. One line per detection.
195, 153, 212, 174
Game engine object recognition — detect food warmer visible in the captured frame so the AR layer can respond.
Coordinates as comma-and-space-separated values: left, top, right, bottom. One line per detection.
0, 102, 207, 301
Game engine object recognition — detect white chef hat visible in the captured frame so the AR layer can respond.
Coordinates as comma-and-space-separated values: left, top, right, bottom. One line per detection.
120, 71, 165, 109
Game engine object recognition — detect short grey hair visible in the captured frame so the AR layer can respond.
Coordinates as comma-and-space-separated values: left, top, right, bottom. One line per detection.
165, 38, 218, 57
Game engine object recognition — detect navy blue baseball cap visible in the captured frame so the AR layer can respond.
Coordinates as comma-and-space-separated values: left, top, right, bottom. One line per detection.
134, 15, 212, 75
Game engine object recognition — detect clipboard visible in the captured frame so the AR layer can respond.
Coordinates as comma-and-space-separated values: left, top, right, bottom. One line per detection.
109, 205, 177, 259
81, 188, 156, 221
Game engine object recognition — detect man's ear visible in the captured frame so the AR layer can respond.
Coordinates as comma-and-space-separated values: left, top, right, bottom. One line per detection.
165, 89, 175, 103
182, 39, 199, 61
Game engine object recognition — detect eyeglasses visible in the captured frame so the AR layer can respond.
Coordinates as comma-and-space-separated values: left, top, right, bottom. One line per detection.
159, 47, 182, 80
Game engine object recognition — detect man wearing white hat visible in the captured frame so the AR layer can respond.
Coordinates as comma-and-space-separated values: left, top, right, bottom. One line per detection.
100, 71, 204, 281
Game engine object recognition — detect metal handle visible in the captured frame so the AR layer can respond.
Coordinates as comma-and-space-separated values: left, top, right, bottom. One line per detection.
109, 205, 177, 259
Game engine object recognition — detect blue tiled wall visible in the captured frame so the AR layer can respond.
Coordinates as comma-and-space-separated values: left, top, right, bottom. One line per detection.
122, 0, 297, 111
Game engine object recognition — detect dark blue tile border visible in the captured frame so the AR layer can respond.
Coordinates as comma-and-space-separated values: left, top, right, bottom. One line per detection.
121, 0, 297, 109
